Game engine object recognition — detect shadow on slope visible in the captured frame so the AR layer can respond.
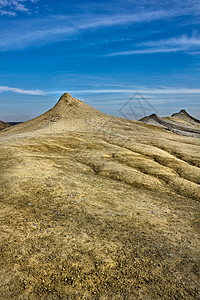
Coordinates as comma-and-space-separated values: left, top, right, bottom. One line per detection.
0, 120, 11, 131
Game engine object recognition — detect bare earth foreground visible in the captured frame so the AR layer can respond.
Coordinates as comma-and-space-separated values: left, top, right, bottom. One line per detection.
0, 93, 200, 299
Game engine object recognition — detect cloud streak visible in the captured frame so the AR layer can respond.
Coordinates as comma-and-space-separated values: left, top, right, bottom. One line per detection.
105, 34, 200, 56
0, 8, 194, 50
0, 85, 45, 95
49, 87, 200, 95
0, 0, 38, 16
1, 0, 200, 52
1, 85, 200, 97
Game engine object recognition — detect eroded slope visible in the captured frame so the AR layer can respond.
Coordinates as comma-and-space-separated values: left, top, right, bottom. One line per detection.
0, 94, 200, 299
139, 110, 200, 137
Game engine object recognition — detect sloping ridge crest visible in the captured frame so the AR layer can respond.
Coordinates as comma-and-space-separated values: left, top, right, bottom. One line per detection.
171, 109, 200, 124
0, 93, 106, 134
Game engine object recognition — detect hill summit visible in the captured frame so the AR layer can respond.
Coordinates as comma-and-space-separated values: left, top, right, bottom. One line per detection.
52, 93, 99, 116
2, 93, 107, 135
171, 109, 200, 124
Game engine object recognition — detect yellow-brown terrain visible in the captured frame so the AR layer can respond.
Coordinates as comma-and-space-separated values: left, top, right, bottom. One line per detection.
0, 93, 200, 299
0, 121, 10, 131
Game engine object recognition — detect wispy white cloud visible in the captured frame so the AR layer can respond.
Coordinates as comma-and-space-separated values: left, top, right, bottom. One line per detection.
122, 0, 200, 15
0, 85, 45, 95
106, 34, 200, 56
1, 85, 199, 120
0, 8, 16, 15
106, 48, 180, 56
0, 0, 38, 16
0, 9, 193, 50
1, 0, 200, 51
49, 87, 200, 95
142, 35, 200, 47
1, 85, 200, 97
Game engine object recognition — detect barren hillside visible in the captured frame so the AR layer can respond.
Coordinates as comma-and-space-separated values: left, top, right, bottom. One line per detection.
0, 120, 10, 131
0, 93, 200, 299
139, 110, 200, 138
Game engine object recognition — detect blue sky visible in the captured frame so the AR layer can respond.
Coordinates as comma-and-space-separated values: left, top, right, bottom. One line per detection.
0, 0, 200, 121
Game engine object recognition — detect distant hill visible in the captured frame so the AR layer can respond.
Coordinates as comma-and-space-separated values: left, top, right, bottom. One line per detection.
0, 121, 23, 131
8, 122, 23, 126
171, 109, 200, 124
0, 120, 11, 131
139, 110, 200, 138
